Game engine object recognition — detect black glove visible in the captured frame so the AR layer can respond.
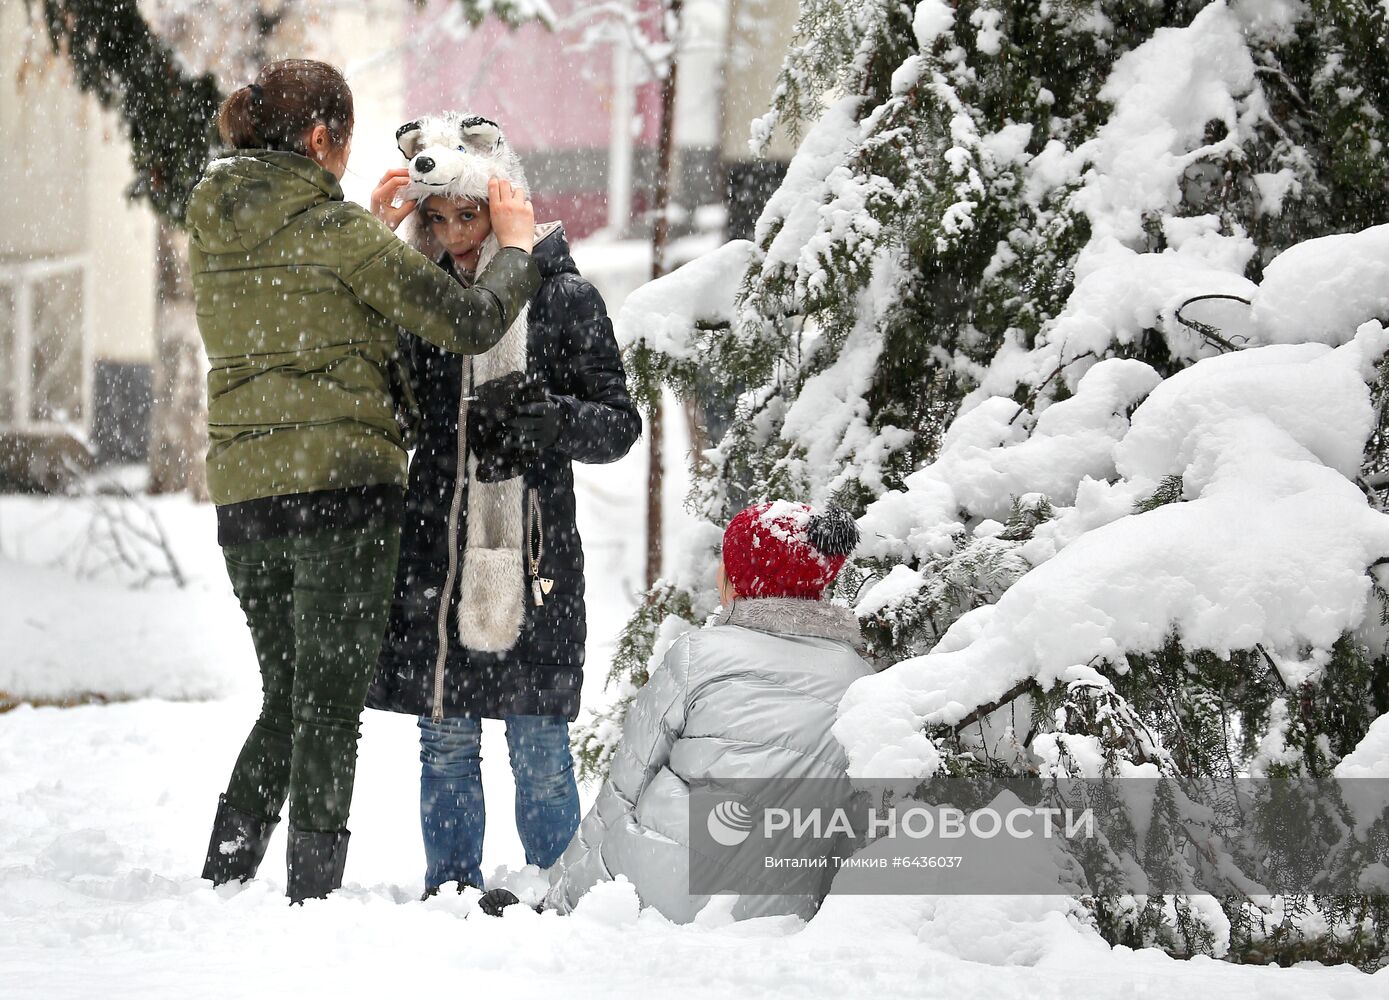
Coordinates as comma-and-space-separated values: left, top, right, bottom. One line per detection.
466, 371, 526, 462
508, 395, 562, 452
466, 373, 562, 483
476, 888, 523, 917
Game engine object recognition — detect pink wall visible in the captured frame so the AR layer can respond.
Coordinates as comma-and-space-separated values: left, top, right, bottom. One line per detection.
404, 2, 666, 236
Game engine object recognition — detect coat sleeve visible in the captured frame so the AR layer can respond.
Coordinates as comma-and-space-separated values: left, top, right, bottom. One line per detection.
338, 206, 541, 356
545, 632, 692, 915
544, 276, 642, 464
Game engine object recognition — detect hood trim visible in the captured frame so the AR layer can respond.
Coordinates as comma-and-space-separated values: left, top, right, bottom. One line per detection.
712, 597, 864, 650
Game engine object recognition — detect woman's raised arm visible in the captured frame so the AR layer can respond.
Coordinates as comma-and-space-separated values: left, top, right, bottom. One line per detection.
343, 178, 539, 355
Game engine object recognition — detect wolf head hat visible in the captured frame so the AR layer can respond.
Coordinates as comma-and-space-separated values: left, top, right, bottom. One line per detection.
395, 112, 529, 206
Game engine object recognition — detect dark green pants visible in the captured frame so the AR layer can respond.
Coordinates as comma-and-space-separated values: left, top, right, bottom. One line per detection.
220, 520, 400, 832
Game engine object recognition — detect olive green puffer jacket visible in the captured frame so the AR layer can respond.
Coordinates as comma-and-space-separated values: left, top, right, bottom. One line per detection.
186, 150, 540, 505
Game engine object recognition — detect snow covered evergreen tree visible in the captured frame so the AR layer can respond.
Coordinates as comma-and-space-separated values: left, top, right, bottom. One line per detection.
595, 0, 1389, 966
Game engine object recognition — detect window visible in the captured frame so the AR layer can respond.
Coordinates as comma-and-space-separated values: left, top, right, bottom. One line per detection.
0, 258, 89, 434
0, 282, 14, 424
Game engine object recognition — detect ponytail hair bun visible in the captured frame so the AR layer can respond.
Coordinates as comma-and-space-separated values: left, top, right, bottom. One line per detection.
215, 60, 353, 155
216, 85, 261, 149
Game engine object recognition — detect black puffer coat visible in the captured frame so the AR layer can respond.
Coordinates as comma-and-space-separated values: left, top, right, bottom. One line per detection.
367, 226, 641, 721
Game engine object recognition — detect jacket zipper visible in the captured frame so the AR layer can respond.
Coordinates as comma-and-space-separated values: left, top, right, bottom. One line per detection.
430, 360, 474, 724
526, 486, 548, 606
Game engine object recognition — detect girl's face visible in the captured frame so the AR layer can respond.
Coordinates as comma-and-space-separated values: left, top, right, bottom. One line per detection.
423, 196, 493, 271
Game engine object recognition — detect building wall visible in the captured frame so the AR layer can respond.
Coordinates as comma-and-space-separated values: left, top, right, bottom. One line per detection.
720, 0, 800, 239
0, 5, 157, 477
403, 4, 638, 237
402, 0, 729, 240
0, 14, 156, 364
0, 10, 87, 261
84, 105, 158, 367
721, 0, 800, 162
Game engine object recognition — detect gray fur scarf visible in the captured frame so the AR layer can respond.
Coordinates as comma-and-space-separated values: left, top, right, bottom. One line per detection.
454, 232, 529, 653
396, 225, 533, 653
447, 221, 561, 651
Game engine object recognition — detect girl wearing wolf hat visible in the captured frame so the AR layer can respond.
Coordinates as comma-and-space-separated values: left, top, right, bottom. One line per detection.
365, 113, 642, 896
187, 62, 541, 905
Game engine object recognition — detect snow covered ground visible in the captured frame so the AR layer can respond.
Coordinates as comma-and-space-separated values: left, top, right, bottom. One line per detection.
0, 382, 1384, 997
3, 485, 1385, 998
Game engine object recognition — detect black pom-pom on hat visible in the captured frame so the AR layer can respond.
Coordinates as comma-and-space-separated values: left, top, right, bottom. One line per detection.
805, 506, 859, 558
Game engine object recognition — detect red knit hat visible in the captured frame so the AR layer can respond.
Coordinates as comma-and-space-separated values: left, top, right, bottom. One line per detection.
721, 500, 860, 600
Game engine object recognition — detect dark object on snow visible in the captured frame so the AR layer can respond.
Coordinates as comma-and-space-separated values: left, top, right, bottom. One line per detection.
286, 828, 351, 904
368, 226, 641, 722
1174, 293, 1255, 353
805, 506, 860, 558
476, 888, 524, 917
201, 794, 280, 886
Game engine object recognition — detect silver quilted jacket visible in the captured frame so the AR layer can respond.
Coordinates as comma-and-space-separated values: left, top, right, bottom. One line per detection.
545, 597, 874, 922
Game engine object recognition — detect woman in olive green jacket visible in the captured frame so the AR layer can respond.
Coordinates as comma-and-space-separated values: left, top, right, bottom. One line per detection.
187, 60, 540, 903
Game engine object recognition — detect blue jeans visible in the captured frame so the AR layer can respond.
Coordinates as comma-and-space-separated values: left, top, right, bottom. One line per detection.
417, 714, 580, 891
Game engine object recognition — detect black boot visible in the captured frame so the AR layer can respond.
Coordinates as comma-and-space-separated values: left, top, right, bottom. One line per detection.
201, 794, 279, 886
420, 878, 482, 902
286, 828, 350, 904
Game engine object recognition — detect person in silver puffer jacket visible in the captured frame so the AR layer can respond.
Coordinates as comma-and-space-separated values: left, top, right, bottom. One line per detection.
543, 500, 874, 923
